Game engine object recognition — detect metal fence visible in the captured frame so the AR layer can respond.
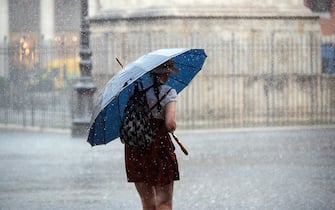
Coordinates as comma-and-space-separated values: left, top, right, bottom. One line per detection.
91, 31, 335, 129
0, 42, 78, 129
0, 34, 335, 130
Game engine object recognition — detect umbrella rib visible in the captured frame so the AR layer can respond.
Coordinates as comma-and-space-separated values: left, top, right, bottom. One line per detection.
172, 77, 188, 86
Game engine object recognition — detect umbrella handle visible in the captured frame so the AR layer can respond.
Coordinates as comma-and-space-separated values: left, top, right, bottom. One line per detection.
171, 133, 188, 156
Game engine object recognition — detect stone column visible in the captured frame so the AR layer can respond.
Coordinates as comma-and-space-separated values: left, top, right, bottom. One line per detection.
40, 0, 54, 42
0, 0, 8, 40
0, 0, 9, 77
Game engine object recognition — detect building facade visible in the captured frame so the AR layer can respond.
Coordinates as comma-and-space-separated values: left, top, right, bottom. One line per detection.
304, 0, 335, 35
0, 0, 80, 78
0, 0, 329, 78
87, 3, 334, 128
0, 0, 334, 129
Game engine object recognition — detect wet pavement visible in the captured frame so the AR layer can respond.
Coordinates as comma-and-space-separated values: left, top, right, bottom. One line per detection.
0, 126, 335, 210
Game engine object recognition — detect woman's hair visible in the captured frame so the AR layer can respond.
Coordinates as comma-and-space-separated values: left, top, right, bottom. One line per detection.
150, 73, 163, 112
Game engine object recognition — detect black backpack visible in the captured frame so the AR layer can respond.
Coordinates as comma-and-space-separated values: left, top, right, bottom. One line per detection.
120, 82, 171, 150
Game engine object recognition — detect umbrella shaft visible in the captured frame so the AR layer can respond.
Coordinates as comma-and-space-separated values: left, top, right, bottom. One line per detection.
171, 133, 188, 156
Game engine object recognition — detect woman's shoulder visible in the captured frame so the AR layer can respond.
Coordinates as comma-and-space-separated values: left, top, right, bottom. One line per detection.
160, 84, 175, 93
160, 85, 177, 103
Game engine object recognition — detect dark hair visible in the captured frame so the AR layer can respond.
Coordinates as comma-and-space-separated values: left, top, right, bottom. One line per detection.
150, 73, 163, 112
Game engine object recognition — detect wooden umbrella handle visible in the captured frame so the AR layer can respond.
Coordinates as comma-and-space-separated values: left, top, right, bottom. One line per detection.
171, 133, 189, 156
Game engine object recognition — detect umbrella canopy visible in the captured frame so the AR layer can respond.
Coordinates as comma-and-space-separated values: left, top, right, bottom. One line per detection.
88, 48, 207, 146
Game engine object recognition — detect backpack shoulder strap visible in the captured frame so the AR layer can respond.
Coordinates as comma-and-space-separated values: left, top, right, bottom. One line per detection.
149, 88, 173, 112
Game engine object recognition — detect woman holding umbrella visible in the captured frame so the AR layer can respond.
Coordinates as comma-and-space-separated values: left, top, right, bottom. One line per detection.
125, 59, 180, 210
88, 48, 206, 209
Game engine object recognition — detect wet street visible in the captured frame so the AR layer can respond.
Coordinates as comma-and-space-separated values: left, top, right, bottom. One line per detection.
0, 126, 335, 210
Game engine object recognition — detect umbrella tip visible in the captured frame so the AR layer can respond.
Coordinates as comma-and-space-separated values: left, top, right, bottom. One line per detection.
116, 57, 123, 68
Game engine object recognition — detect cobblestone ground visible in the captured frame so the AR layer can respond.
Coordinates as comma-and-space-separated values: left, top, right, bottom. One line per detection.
0, 126, 335, 210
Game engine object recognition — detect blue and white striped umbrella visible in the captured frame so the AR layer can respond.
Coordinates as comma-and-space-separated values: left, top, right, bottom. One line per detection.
87, 48, 207, 146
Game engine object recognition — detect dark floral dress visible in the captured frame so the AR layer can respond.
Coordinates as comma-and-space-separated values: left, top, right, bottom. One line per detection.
125, 118, 179, 186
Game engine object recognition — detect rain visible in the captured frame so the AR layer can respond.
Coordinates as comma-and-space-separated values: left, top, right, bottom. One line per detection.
1, 0, 335, 209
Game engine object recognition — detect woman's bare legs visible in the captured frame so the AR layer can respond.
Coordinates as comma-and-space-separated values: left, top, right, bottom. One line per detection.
155, 182, 174, 210
135, 182, 156, 210
135, 182, 174, 210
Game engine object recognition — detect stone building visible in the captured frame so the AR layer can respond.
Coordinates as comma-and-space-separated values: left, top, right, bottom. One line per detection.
0, 0, 81, 78
87, 1, 334, 128
0, 0, 333, 128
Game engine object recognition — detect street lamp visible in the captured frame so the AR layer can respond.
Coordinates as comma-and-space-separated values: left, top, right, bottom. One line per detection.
19, 36, 30, 64
72, 0, 96, 137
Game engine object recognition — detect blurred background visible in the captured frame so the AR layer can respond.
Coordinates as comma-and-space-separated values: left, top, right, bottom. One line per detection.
0, 0, 334, 131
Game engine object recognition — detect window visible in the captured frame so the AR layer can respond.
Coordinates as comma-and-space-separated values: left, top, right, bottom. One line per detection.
321, 43, 335, 74
307, 0, 333, 12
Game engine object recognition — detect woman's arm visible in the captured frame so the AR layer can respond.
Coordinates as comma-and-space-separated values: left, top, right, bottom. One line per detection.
164, 101, 176, 132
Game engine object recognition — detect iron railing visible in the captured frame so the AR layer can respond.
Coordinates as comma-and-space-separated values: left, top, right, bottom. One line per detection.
0, 34, 335, 130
